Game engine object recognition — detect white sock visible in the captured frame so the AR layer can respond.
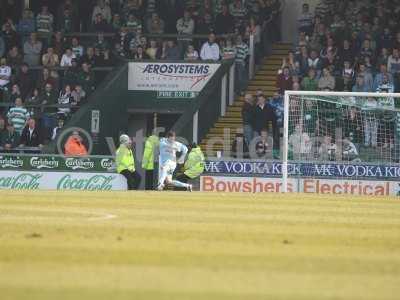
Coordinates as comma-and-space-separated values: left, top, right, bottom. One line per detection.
171, 180, 189, 189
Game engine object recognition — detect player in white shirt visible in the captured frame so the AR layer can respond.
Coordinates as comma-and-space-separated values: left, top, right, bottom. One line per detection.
157, 131, 192, 191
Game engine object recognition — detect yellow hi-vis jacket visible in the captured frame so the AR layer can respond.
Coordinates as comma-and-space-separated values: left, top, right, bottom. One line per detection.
116, 144, 135, 173
183, 147, 205, 179
142, 135, 159, 170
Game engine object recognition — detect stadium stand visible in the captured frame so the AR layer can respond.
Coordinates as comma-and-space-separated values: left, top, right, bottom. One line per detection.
0, 0, 283, 154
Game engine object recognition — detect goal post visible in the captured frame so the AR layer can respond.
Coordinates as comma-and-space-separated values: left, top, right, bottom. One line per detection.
282, 90, 400, 193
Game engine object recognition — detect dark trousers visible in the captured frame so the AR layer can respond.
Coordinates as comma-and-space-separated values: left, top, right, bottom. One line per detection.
144, 170, 154, 190
174, 173, 191, 191
120, 169, 141, 190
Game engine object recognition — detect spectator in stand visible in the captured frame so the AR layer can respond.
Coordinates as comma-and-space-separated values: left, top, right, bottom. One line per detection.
36, 5, 54, 34
16, 63, 33, 100
318, 67, 335, 91
376, 48, 390, 69
78, 62, 95, 94
255, 129, 273, 159
231, 133, 249, 158
301, 68, 318, 91
80, 47, 96, 67
184, 44, 199, 61
7, 46, 23, 69
269, 91, 284, 130
221, 38, 236, 60
176, 10, 195, 55
7, 97, 30, 134
57, 85, 73, 117
307, 50, 322, 73
163, 40, 180, 60
9, 84, 21, 103
195, 10, 214, 34
253, 94, 277, 136
146, 13, 165, 34
235, 35, 249, 94
374, 64, 394, 91
241, 93, 254, 146
229, 0, 247, 30
58, 7, 75, 33
376, 73, 395, 93
92, 13, 111, 32
125, 13, 142, 32
17, 9, 35, 37
0, 58, 11, 93
26, 88, 41, 118
71, 85, 86, 108
1, 123, 20, 150
19, 118, 43, 148
71, 37, 84, 59
352, 75, 370, 93
64, 130, 88, 156
132, 46, 149, 60
2, 20, 18, 52
357, 63, 374, 92
92, 0, 112, 24
51, 118, 64, 141
0, 36, 5, 58
60, 48, 77, 67
215, 4, 234, 34
298, 3, 314, 36
51, 31, 66, 57
289, 123, 312, 160
276, 66, 293, 94
145, 39, 161, 60
388, 48, 400, 91
94, 33, 109, 52
23, 33, 42, 66
0, 117, 5, 139
200, 33, 220, 61
42, 47, 59, 67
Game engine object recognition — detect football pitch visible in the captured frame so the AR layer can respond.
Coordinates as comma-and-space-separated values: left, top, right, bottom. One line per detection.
0, 191, 399, 300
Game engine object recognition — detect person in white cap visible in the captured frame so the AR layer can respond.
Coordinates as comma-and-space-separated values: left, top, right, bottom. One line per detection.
116, 134, 141, 190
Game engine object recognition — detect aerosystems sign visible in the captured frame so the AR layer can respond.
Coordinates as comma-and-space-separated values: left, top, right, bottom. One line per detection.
128, 62, 220, 94
0, 171, 126, 191
201, 176, 399, 196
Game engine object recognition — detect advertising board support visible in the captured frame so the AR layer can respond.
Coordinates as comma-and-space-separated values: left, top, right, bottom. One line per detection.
221, 74, 227, 117
229, 64, 235, 106
249, 33, 255, 79
193, 111, 199, 144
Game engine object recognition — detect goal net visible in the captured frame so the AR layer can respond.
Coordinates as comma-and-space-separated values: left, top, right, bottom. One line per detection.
282, 91, 400, 195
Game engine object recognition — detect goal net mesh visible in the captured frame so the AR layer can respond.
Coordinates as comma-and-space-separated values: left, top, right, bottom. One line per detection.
283, 92, 400, 190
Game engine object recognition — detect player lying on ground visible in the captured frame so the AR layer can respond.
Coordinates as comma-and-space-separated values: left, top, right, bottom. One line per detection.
157, 131, 192, 192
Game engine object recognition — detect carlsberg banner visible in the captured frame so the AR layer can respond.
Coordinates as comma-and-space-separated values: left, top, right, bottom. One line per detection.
0, 154, 115, 172
0, 171, 127, 191
128, 62, 220, 92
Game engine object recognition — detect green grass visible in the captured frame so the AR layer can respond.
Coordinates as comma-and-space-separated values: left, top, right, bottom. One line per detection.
0, 191, 400, 300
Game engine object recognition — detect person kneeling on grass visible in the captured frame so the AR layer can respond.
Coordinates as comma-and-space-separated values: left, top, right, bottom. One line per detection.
176, 143, 205, 185
157, 131, 192, 192
116, 134, 141, 190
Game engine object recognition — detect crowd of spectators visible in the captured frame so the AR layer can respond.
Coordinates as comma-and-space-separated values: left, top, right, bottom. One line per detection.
0, 0, 283, 151
239, 0, 400, 161
276, 0, 400, 94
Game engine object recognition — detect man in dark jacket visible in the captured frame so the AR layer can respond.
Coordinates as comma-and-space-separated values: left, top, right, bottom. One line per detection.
215, 4, 234, 34
19, 118, 43, 148
241, 93, 254, 146
253, 95, 280, 158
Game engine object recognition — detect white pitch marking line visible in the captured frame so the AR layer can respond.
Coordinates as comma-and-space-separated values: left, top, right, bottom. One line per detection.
87, 213, 118, 222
